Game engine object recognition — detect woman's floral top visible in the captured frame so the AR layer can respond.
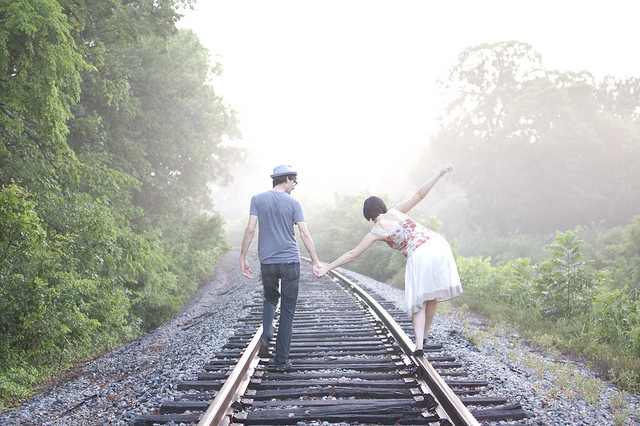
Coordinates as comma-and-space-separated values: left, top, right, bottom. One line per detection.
372, 216, 436, 258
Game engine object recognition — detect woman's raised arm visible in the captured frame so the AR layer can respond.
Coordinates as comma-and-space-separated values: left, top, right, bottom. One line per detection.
394, 164, 454, 214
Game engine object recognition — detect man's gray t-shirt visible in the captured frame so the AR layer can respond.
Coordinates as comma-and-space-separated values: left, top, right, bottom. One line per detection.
250, 190, 305, 264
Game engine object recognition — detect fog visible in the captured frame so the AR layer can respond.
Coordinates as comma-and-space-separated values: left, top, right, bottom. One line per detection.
179, 1, 639, 228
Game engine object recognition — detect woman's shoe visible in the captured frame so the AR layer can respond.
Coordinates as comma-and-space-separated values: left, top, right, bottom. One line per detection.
258, 338, 269, 358
413, 349, 424, 357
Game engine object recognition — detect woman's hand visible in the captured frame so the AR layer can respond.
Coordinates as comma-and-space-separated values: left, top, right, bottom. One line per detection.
440, 164, 454, 175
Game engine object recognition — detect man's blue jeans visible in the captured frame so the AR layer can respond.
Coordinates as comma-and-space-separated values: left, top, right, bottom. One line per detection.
260, 262, 300, 369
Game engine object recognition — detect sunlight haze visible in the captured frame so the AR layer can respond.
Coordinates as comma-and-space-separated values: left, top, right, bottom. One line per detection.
178, 1, 639, 222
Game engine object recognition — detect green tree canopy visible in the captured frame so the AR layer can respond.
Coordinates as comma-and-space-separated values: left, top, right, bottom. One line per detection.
0, 0, 237, 399
0, 0, 84, 174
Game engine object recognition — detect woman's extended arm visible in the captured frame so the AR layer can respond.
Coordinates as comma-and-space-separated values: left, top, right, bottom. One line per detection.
316, 232, 383, 277
394, 164, 454, 214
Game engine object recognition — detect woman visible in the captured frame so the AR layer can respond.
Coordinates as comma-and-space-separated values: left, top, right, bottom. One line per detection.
316, 164, 463, 357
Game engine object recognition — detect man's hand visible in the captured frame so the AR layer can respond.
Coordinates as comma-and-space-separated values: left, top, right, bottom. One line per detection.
239, 215, 258, 279
312, 263, 323, 278
240, 258, 254, 279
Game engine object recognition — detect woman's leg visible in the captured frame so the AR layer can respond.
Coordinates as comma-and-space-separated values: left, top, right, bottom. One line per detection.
412, 300, 438, 351
412, 303, 427, 351
423, 300, 438, 340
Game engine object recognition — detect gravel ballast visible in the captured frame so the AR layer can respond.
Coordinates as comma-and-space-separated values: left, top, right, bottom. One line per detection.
1, 252, 638, 425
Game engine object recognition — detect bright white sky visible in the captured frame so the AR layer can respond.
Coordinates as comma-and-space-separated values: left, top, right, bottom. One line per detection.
178, 1, 639, 221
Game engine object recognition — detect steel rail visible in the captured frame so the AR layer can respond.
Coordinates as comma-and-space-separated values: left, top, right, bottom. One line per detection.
328, 268, 480, 426
197, 325, 263, 426
198, 257, 478, 426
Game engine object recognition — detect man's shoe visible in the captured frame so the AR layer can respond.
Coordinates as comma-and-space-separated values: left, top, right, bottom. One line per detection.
258, 338, 269, 358
274, 360, 293, 372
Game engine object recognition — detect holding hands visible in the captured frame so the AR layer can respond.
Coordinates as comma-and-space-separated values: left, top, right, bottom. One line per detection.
314, 265, 328, 278
312, 263, 324, 278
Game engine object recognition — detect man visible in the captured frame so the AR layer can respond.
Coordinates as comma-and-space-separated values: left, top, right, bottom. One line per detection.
239, 164, 322, 372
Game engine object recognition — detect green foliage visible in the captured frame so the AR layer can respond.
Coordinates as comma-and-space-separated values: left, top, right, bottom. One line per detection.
587, 288, 640, 353
456, 256, 495, 296
417, 41, 640, 242
579, 221, 626, 270
149, 212, 231, 328
534, 228, 601, 318
606, 216, 640, 292
461, 232, 552, 264
0, 0, 85, 154
94, 28, 240, 228
0, 0, 234, 406
456, 225, 640, 390
576, 217, 640, 293
0, 364, 50, 407
0, 183, 129, 371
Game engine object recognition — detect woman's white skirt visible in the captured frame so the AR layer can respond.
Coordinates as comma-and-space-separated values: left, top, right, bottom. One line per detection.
404, 234, 463, 316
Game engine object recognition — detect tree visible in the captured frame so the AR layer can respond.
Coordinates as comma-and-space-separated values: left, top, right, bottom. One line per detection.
0, 0, 237, 396
0, 0, 85, 185
124, 29, 240, 227
534, 228, 601, 318
606, 215, 640, 292
418, 41, 640, 238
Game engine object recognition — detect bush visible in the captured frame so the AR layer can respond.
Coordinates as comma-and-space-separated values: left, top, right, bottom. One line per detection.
533, 228, 602, 319
606, 216, 640, 292
454, 226, 640, 390
0, 184, 133, 369
0, 183, 232, 404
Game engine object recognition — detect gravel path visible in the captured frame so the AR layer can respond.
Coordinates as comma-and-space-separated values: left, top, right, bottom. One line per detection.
1, 251, 638, 425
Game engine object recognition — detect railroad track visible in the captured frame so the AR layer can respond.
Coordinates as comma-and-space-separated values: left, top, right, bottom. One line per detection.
133, 258, 530, 425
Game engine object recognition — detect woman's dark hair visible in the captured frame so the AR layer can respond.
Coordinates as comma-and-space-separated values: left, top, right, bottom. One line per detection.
272, 174, 296, 187
363, 196, 387, 221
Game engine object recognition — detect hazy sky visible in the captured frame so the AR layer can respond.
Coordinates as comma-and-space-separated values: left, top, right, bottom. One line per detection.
178, 1, 639, 221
